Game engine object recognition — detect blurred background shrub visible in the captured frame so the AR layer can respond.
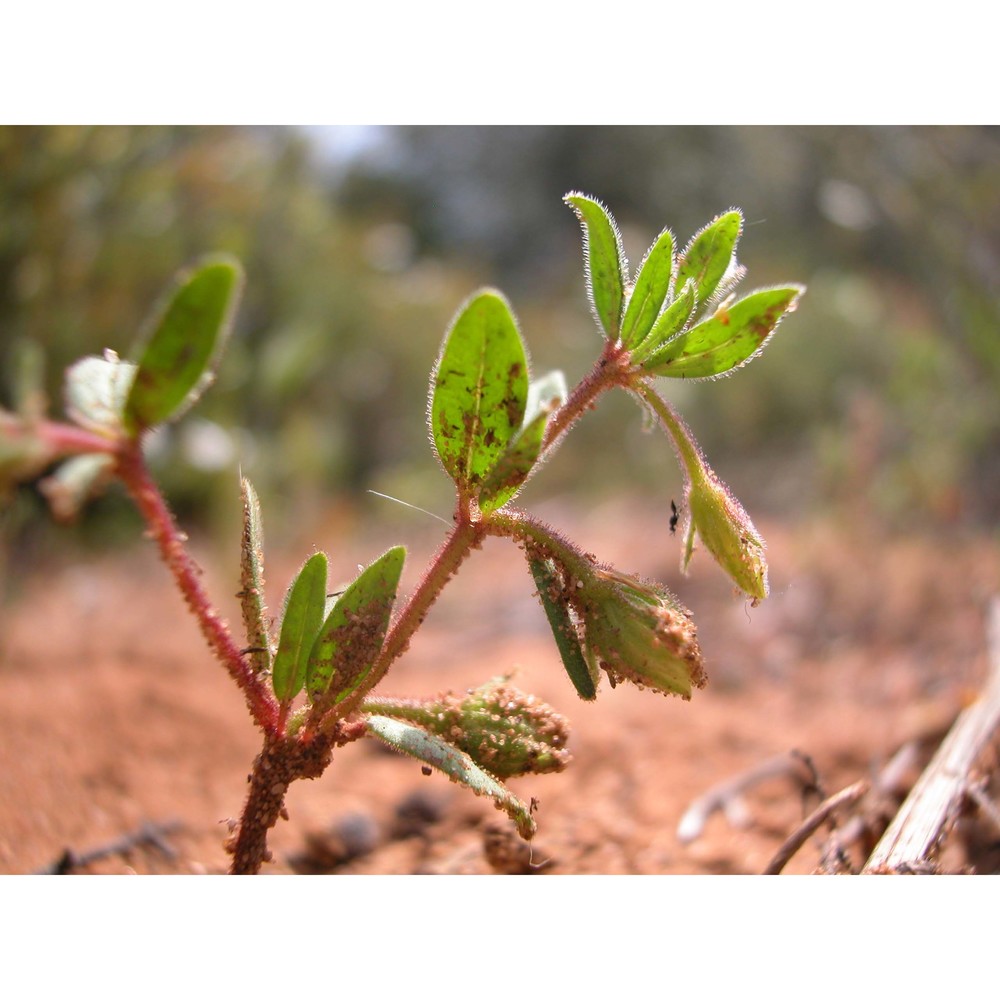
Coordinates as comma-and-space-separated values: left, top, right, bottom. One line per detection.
2, 125, 997, 571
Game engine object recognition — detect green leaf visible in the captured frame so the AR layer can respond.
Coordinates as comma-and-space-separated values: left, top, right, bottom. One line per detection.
528, 554, 598, 700
478, 371, 566, 515
564, 192, 626, 341
429, 290, 528, 492
272, 552, 327, 702
64, 351, 137, 436
124, 256, 243, 434
675, 211, 742, 318
364, 715, 536, 840
620, 227, 674, 350
643, 286, 805, 380
239, 478, 271, 676
306, 546, 405, 706
630, 278, 696, 363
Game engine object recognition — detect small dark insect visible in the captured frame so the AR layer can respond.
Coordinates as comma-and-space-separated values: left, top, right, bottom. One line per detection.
669, 500, 679, 535
421, 765, 432, 776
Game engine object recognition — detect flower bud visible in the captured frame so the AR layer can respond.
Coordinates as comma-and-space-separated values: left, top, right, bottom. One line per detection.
363, 679, 571, 779
642, 389, 769, 604
580, 566, 706, 699
684, 465, 768, 605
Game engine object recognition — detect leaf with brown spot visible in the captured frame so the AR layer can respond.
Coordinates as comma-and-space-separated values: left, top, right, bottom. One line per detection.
479, 370, 566, 515
124, 257, 243, 434
306, 546, 405, 708
428, 290, 528, 493
643, 285, 805, 380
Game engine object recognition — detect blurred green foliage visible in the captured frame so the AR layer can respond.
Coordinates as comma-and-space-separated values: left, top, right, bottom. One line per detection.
2, 125, 998, 569
0, 126, 474, 559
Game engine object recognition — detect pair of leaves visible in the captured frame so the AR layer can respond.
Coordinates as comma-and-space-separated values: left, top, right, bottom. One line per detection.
429, 290, 564, 511
565, 193, 803, 381
270, 545, 405, 708
63, 257, 243, 440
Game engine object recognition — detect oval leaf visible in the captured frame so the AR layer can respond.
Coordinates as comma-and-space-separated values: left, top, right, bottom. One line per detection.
675, 210, 742, 319
644, 286, 805, 380
364, 715, 536, 839
124, 256, 243, 434
478, 371, 566, 515
564, 192, 626, 341
528, 554, 598, 700
429, 290, 528, 491
239, 477, 271, 676
272, 551, 327, 703
620, 227, 675, 350
306, 546, 405, 706
630, 278, 696, 363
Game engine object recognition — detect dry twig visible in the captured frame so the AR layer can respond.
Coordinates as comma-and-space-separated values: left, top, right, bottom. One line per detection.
764, 779, 869, 874
677, 750, 818, 844
34, 819, 182, 874
862, 596, 1000, 873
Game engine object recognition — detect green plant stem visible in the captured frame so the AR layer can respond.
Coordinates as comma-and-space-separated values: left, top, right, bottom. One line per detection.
541, 341, 632, 453
485, 507, 596, 580
381, 517, 482, 668
303, 512, 484, 739
631, 379, 701, 480
114, 440, 280, 735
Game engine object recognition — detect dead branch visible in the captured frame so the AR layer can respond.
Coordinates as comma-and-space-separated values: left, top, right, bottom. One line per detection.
34, 819, 182, 874
764, 779, 870, 874
862, 596, 1000, 873
677, 750, 818, 844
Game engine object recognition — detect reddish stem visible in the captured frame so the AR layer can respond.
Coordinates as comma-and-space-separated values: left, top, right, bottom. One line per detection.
0, 414, 119, 457
115, 440, 280, 735
542, 341, 632, 453
304, 509, 484, 739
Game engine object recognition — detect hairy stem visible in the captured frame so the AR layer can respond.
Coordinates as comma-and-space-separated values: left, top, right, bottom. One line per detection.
228, 732, 337, 874
631, 380, 702, 479
34, 419, 121, 455
0, 413, 120, 457
306, 511, 485, 737
542, 341, 631, 454
486, 507, 597, 580
115, 440, 279, 735
383, 516, 482, 667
